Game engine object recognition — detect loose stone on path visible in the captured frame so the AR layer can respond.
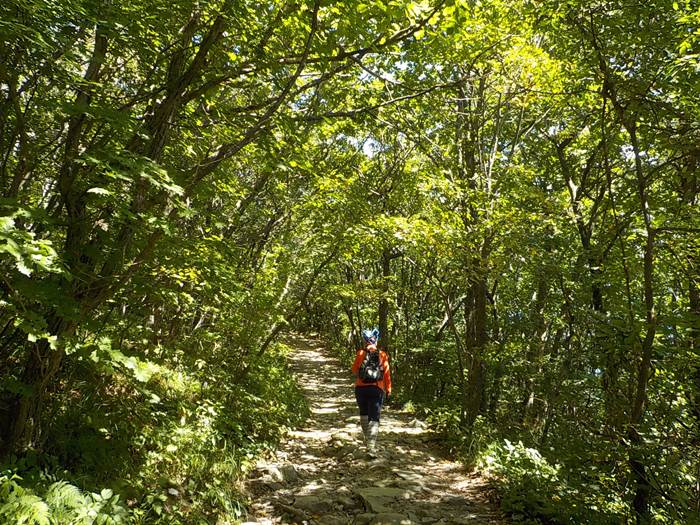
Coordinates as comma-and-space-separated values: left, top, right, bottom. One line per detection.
242, 336, 505, 524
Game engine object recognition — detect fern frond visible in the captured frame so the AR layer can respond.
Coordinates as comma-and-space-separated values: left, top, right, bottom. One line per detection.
44, 480, 87, 510
0, 493, 51, 525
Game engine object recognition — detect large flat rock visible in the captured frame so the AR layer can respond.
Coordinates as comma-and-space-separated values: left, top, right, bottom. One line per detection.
356, 486, 414, 513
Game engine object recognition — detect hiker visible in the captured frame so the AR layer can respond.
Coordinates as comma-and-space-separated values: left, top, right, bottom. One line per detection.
352, 328, 392, 457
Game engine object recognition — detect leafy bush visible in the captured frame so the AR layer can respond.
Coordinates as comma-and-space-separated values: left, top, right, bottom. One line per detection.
478, 440, 625, 524
28, 340, 309, 524
424, 409, 498, 463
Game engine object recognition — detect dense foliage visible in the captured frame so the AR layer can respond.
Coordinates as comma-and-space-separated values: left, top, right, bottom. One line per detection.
1, 0, 698, 523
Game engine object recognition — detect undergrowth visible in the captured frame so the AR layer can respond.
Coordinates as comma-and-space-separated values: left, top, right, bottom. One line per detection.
421, 404, 695, 525
476, 440, 625, 525
0, 341, 308, 524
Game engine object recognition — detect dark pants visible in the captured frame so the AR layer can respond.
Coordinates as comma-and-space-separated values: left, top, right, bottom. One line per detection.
355, 385, 384, 422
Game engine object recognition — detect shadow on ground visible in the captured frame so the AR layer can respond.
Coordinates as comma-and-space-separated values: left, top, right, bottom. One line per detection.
242, 336, 505, 525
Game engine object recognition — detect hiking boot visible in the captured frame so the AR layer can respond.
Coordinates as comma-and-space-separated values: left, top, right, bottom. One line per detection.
360, 415, 369, 443
367, 421, 379, 458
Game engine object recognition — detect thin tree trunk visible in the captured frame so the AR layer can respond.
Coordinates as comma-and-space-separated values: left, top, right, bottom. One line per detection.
378, 249, 391, 352
522, 269, 550, 427
441, 290, 469, 423
464, 275, 488, 427
1, 16, 109, 454
584, 23, 658, 518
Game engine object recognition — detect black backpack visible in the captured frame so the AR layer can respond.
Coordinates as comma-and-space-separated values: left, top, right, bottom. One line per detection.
359, 349, 384, 383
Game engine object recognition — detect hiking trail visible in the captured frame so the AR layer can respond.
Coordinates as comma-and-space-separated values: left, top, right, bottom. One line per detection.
242, 336, 506, 525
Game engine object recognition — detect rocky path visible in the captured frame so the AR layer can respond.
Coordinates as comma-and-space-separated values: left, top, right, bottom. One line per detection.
242, 336, 505, 525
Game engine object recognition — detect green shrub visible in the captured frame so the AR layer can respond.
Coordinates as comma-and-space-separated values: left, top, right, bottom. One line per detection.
424, 409, 497, 463
478, 440, 625, 524
24, 340, 309, 525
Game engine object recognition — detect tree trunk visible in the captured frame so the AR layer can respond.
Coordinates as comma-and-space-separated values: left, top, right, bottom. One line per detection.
441, 291, 469, 423
1, 313, 71, 455
522, 270, 550, 427
689, 252, 700, 424
463, 275, 488, 427
378, 249, 391, 352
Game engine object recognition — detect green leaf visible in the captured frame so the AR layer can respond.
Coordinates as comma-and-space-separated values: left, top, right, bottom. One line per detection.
87, 188, 112, 195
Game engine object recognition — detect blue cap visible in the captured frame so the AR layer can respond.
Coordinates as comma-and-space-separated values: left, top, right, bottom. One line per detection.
362, 328, 380, 344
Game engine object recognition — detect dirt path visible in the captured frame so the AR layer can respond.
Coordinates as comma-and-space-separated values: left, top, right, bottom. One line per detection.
242, 336, 505, 525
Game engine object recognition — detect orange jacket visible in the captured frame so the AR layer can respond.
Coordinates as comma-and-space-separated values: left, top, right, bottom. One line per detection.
352, 346, 392, 395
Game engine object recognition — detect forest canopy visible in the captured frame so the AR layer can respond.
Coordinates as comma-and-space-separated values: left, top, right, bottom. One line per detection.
0, 0, 698, 523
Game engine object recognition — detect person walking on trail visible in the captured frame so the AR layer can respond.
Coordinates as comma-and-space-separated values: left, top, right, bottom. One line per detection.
352, 328, 392, 458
